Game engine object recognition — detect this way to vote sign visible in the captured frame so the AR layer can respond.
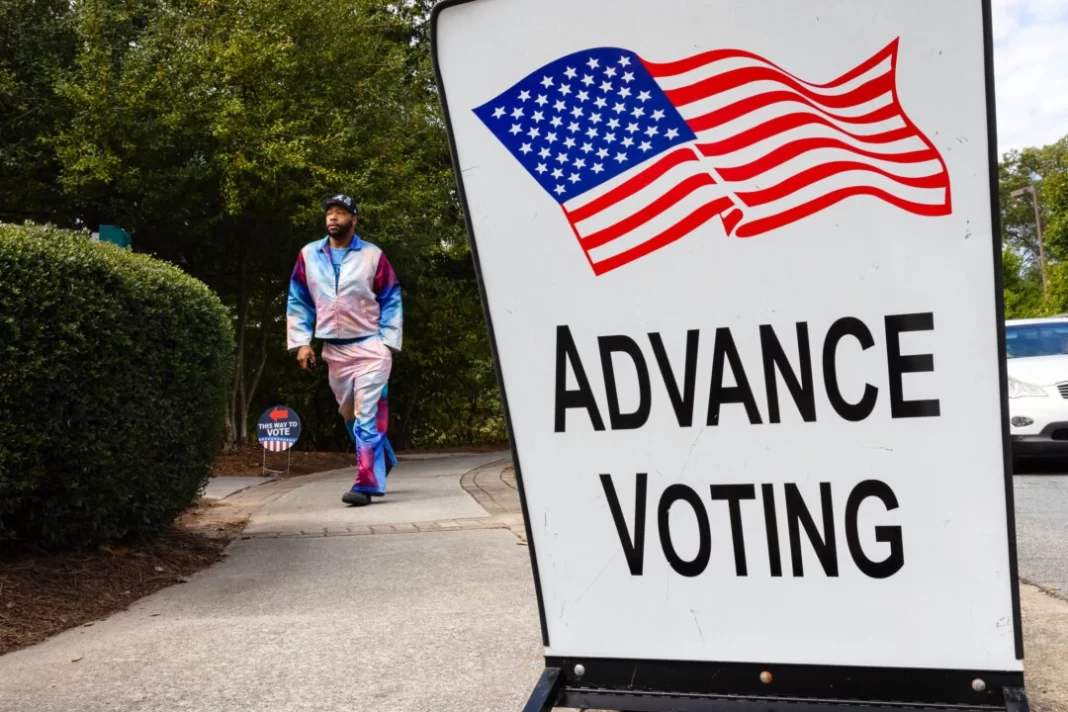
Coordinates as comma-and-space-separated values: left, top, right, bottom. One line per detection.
257, 406, 301, 452
433, 0, 1022, 689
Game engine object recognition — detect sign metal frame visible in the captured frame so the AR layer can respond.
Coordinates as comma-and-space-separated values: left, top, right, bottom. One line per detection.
429, 1, 1028, 709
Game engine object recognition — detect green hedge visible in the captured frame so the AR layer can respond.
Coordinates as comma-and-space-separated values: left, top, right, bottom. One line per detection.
0, 223, 234, 547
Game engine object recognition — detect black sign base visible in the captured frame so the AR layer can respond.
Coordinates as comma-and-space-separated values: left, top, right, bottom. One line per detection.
522, 659, 1028, 712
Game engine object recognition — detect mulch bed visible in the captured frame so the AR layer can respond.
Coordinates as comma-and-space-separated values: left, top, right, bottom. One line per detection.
0, 530, 228, 657
212, 443, 355, 478
212, 441, 511, 478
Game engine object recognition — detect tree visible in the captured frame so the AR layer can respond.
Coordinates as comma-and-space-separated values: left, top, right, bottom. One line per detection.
52, 0, 498, 449
0, 0, 76, 224
998, 136, 1068, 316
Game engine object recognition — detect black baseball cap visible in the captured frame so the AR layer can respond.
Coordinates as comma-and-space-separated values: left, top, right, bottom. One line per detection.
321, 194, 358, 215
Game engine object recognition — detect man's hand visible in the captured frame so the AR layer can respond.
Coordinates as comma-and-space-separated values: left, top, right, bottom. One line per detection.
296, 345, 316, 371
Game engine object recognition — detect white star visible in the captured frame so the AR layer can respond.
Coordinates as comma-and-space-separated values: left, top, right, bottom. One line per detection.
573, 158, 586, 169
554, 184, 565, 195
541, 76, 554, 88
639, 141, 652, 152
554, 100, 566, 112
619, 86, 632, 98
552, 168, 563, 179
576, 91, 590, 102
510, 124, 522, 135
592, 162, 605, 174
564, 66, 578, 79
581, 142, 594, 153
532, 111, 545, 123
615, 152, 628, 163
645, 125, 659, 137
613, 103, 626, 114
492, 107, 506, 119
518, 90, 531, 102
600, 81, 613, 93
626, 122, 639, 134
586, 127, 599, 138
631, 106, 645, 118
622, 72, 635, 83
638, 91, 651, 102
594, 97, 607, 109
550, 116, 563, 128
589, 113, 602, 124
536, 94, 548, 106
556, 151, 569, 163
511, 107, 524, 119
622, 137, 635, 148
570, 106, 584, 118
608, 118, 621, 129
587, 57, 600, 69
535, 163, 548, 174
597, 147, 609, 159
558, 84, 572, 96
569, 172, 581, 184
564, 137, 576, 149
619, 56, 632, 66
666, 128, 680, 139
581, 74, 595, 86
604, 132, 617, 143
539, 147, 551, 158
568, 121, 580, 133
520, 143, 533, 154
651, 109, 665, 121
605, 66, 617, 78
546, 131, 558, 143
527, 127, 540, 139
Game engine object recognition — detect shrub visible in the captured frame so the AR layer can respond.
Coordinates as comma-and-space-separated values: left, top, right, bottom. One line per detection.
0, 223, 234, 547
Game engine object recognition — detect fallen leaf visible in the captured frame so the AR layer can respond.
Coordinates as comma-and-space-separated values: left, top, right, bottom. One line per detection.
176, 577, 190, 584
71, 656, 83, 663
150, 613, 161, 617
83, 622, 94, 628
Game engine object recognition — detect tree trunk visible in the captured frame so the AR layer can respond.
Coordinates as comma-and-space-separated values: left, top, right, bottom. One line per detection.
237, 282, 271, 444
229, 250, 249, 445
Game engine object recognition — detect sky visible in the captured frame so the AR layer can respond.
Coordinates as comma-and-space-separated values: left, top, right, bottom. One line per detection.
991, 0, 1068, 154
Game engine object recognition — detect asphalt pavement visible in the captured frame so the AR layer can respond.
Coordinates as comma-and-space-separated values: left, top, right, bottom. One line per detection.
1013, 468, 1068, 596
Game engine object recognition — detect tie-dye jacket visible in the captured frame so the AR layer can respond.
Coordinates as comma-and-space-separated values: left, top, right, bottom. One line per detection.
286, 235, 402, 352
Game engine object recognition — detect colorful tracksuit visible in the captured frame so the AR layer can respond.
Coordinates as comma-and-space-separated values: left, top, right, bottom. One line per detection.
287, 235, 402, 496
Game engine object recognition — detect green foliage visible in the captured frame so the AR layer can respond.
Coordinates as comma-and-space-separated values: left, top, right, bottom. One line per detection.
43, 0, 498, 450
999, 136, 1068, 318
0, 0, 77, 223
0, 223, 234, 547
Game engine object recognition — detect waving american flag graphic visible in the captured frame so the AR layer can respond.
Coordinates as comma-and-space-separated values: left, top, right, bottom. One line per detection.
473, 39, 951, 276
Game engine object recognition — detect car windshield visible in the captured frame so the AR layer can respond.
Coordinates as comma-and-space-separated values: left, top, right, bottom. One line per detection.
1005, 323, 1068, 358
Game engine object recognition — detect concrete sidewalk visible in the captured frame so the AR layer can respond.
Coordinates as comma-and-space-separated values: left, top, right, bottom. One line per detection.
0, 453, 549, 712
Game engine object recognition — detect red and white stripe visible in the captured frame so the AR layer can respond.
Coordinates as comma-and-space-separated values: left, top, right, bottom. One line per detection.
562, 147, 737, 275
644, 39, 950, 238
260, 439, 293, 453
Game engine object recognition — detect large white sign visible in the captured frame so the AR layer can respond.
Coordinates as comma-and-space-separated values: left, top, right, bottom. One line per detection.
435, 0, 1020, 673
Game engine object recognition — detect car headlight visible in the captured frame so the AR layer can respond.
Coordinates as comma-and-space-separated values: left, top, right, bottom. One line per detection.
1008, 376, 1047, 398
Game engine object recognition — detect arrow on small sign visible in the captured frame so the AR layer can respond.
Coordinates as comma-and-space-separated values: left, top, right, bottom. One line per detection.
269, 408, 289, 421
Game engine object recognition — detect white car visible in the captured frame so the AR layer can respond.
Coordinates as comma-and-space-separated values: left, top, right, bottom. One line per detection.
1005, 316, 1068, 460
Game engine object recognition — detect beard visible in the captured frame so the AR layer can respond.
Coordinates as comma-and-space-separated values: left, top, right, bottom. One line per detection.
326, 218, 353, 235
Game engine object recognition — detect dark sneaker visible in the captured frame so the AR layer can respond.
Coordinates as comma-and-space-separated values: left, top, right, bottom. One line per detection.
342, 490, 371, 506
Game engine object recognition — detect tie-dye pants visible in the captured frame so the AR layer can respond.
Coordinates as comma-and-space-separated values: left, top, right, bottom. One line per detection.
322, 338, 393, 496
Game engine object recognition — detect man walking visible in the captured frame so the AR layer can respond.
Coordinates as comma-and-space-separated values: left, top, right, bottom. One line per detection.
287, 194, 402, 506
